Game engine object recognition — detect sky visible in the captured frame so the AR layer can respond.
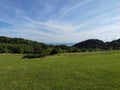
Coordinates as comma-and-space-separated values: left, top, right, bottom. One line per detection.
0, 0, 120, 43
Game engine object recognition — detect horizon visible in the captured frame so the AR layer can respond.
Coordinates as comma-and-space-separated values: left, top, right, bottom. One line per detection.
1, 35, 120, 46
0, 0, 120, 43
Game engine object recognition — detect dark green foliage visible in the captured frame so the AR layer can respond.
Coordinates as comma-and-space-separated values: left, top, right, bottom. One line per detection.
67, 47, 80, 53
0, 36, 62, 58
21, 45, 34, 53
56, 45, 69, 50
23, 53, 46, 59
1, 36, 120, 58
73, 38, 120, 52
80, 48, 88, 52
0, 45, 8, 53
50, 49, 59, 55
109, 39, 120, 50
7, 45, 23, 53
74, 39, 104, 49
0, 36, 49, 54
0, 36, 10, 43
101, 39, 120, 50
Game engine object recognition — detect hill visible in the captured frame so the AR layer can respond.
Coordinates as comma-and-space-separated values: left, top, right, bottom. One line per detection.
0, 36, 71, 58
73, 39, 120, 51
0, 36, 49, 54
1, 36, 120, 58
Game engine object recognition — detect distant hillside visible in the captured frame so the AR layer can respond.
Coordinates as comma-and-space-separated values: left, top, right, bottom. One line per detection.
0, 36, 71, 57
0, 36, 45, 46
1, 36, 120, 58
47, 43, 75, 46
73, 39, 120, 51
74, 39, 104, 49
0, 36, 49, 54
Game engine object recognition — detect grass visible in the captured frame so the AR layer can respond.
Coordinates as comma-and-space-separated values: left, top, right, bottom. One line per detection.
0, 51, 120, 90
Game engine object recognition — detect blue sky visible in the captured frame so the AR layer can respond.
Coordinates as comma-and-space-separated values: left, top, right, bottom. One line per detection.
0, 0, 120, 43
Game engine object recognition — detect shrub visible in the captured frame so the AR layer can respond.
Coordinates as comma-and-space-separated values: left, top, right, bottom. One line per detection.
49, 49, 59, 55
80, 48, 88, 52
23, 53, 46, 59
0, 46, 8, 53
7, 45, 23, 53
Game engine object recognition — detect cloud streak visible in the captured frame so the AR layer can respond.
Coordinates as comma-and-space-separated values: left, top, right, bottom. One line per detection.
0, 0, 120, 43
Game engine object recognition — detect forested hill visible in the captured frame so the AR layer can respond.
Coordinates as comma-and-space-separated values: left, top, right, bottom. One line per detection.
0, 36, 120, 58
73, 39, 120, 51
0, 36, 71, 56
0, 36, 45, 46
0, 36, 49, 54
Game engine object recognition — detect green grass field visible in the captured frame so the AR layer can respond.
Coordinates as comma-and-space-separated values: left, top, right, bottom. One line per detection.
0, 51, 120, 90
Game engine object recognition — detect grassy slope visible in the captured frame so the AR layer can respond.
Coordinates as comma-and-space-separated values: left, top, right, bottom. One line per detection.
0, 51, 120, 90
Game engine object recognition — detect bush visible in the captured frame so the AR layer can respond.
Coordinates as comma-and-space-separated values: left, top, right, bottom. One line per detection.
7, 45, 23, 53
23, 53, 46, 59
80, 48, 88, 52
0, 46, 8, 53
49, 49, 59, 55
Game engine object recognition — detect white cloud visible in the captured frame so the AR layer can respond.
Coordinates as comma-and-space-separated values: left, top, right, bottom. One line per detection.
0, 0, 120, 43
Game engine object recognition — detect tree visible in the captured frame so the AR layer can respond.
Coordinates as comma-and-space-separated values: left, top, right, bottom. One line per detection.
0, 45, 8, 53
7, 45, 23, 53
50, 49, 59, 55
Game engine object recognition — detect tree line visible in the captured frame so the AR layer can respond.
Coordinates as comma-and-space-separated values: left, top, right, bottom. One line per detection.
0, 36, 73, 58
73, 39, 120, 51
0, 36, 120, 58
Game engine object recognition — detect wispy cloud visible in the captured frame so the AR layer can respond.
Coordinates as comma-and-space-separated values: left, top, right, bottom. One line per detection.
0, 0, 120, 43
57, 0, 95, 19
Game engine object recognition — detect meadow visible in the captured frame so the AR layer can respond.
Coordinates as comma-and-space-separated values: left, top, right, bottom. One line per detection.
0, 51, 120, 90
